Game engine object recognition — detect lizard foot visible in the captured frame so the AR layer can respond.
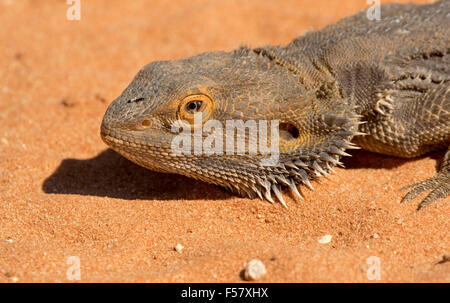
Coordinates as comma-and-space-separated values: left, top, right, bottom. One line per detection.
400, 151, 450, 210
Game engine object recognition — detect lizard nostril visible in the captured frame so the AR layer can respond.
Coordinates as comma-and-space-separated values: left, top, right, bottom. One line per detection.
141, 120, 151, 128
128, 97, 145, 104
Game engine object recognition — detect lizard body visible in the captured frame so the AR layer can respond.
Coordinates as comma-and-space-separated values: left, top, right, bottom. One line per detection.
101, 0, 450, 209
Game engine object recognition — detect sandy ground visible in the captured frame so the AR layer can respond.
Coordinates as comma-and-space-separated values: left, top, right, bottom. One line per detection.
0, 0, 448, 283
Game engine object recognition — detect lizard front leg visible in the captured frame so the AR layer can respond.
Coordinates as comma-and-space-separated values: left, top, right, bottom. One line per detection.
353, 81, 449, 210
401, 146, 450, 209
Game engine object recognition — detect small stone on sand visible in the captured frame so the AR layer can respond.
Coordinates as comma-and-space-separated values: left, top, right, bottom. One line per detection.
244, 259, 266, 281
318, 235, 332, 244
174, 243, 184, 253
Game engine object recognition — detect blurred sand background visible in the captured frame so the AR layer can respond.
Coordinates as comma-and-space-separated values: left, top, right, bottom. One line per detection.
0, 0, 448, 282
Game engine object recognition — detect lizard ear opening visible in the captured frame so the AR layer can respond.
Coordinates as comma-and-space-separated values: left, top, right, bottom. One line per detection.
279, 122, 299, 141
178, 94, 214, 125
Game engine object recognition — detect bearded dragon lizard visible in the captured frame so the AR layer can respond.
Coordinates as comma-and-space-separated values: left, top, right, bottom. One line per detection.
101, 0, 449, 209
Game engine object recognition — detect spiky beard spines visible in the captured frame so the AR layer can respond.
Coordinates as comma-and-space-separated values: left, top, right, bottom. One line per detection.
223, 112, 365, 207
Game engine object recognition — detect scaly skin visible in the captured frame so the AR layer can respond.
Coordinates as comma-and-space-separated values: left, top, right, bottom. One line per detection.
101, 1, 449, 209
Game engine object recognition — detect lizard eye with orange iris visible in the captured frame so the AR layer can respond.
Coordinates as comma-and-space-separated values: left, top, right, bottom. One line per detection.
178, 94, 213, 124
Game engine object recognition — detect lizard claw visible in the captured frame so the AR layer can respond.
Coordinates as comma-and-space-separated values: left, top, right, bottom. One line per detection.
400, 169, 450, 210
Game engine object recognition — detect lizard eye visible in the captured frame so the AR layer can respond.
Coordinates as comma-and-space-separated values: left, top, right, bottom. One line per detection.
178, 94, 213, 124
185, 100, 203, 113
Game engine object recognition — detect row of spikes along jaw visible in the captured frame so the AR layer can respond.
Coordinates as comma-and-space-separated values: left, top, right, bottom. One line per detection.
218, 47, 366, 207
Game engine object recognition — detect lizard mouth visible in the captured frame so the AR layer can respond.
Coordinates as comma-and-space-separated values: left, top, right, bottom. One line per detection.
100, 124, 178, 174
101, 126, 140, 149
101, 123, 173, 150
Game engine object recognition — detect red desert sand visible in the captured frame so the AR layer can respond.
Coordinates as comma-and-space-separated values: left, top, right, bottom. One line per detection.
0, 0, 448, 282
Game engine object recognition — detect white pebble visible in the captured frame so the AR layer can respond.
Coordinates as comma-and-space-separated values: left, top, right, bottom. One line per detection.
318, 234, 332, 244
244, 259, 266, 281
174, 243, 184, 253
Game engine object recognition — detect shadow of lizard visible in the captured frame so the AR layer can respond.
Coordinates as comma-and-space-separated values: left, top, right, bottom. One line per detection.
42, 149, 232, 201
43, 148, 443, 201
342, 150, 444, 170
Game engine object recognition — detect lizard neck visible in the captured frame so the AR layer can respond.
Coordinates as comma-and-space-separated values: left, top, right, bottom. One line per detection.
252, 45, 336, 90
252, 36, 395, 119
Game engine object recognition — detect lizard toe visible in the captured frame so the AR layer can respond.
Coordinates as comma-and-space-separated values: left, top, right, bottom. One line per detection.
400, 171, 450, 210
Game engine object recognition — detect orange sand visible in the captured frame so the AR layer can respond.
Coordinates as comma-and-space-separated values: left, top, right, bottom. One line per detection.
0, 0, 448, 282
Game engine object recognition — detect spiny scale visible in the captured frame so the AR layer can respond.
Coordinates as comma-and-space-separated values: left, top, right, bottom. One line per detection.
240, 132, 364, 207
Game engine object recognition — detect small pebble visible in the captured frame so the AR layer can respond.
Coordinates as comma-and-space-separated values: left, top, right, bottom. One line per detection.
373, 233, 380, 239
318, 235, 332, 244
174, 243, 184, 253
244, 259, 266, 281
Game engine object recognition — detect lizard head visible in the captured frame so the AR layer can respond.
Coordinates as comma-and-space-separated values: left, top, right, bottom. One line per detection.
101, 47, 361, 205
